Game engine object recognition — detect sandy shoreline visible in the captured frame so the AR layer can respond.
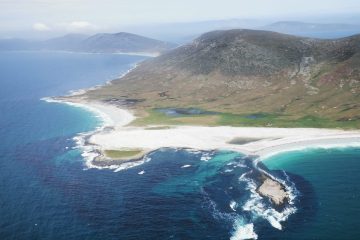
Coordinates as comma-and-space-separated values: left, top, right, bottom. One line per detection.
86, 100, 360, 157
44, 97, 360, 167
90, 124, 360, 158
43, 97, 360, 209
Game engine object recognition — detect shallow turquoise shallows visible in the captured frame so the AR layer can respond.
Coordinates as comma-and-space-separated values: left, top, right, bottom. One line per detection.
263, 148, 360, 239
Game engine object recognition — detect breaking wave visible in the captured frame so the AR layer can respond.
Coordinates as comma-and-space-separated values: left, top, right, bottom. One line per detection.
200, 154, 299, 239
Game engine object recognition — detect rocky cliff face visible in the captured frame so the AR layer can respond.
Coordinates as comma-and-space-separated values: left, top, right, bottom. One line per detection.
85, 29, 360, 122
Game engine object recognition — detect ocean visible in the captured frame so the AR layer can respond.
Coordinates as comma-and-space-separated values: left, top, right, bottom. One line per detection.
0, 51, 359, 240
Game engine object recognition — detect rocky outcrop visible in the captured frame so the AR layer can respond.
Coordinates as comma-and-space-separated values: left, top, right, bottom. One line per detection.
257, 178, 288, 206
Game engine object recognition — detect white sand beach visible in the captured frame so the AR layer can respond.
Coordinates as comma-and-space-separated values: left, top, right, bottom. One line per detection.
63, 100, 360, 163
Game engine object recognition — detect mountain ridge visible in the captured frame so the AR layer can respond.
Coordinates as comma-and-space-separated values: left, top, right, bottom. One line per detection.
0, 32, 176, 55
262, 21, 360, 38
83, 29, 360, 128
80, 32, 176, 54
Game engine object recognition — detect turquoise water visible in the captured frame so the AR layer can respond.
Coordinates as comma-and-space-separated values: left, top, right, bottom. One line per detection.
263, 148, 360, 239
1, 51, 360, 239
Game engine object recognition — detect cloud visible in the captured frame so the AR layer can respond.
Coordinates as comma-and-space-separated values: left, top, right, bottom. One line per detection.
61, 21, 98, 32
32, 22, 51, 31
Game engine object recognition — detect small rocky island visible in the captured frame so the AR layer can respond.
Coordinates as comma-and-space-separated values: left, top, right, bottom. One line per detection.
257, 177, 289, 206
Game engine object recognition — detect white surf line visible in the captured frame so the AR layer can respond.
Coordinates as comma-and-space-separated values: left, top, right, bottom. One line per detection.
40, 59, 145, 171
42, 97, 138, 170
251, 135, 360, 162
40, 56, 149, 171
67, 62, 140, 97
112, 51, 160, 57
44, 98, 360, 237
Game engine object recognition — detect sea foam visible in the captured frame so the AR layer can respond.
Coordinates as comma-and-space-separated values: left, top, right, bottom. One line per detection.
239, 171, 297, 230
231, 221, 258, 240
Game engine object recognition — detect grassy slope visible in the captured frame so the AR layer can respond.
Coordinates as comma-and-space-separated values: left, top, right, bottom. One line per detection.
104, 149, 143, 159
82, 30, 360, 129
131, 109, 360, 129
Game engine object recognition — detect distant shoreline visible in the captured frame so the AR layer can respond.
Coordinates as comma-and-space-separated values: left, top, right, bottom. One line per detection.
1, 49, 159, 57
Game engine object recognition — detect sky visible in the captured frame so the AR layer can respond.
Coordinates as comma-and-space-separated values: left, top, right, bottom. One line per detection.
0, 0, 359, 38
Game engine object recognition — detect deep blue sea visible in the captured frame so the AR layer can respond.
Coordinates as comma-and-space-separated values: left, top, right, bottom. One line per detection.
0, 51, 360, 240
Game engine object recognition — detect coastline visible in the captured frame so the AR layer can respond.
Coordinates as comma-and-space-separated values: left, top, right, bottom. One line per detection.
44, 96, 360, 169
43, 91, 360, 228
42, 97, 137, 169
4, 49, 159, 57
85, 101, 360, 160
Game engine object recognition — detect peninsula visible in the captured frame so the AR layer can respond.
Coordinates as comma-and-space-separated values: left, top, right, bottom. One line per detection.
53, 29, 360, 206
0, 32, 176, 56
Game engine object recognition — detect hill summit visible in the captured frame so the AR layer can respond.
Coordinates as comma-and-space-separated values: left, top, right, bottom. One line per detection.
85, 29, 360, 127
